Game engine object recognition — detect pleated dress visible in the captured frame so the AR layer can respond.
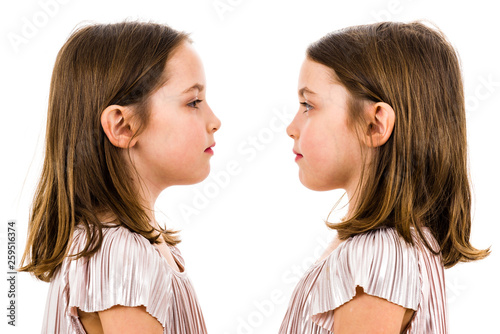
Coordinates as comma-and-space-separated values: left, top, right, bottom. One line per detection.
279, 227, 447, 333
41, 225, 207, 334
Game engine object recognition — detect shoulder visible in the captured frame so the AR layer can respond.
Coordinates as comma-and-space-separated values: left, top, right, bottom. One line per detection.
310, 228, 421, 317
103, 225, 155, 254
339, 228, 420, 295
69, 225, 166, 290
341, 227, 419, 267
67, 225, 171, 325
69, 224, 163, 280
72, 224, 157, 260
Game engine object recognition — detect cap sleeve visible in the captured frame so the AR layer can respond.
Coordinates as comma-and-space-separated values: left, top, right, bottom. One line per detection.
310, 228, 421, 325
66, 226, 171, 327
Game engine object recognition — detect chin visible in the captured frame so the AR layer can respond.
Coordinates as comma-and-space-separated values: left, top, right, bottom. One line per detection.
167, 167, 210, 186
195, 171, 211, 184
301, 182, 335, 192
299, 173, 337, 192
189, 166, 211, 185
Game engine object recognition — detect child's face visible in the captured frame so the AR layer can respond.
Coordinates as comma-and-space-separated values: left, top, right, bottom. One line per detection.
287, 58, 363, 194
130, 42, 221, 192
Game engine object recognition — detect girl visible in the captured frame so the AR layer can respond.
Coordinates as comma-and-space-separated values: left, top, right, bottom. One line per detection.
280, 21, 489, 333
19, 21, 220, 334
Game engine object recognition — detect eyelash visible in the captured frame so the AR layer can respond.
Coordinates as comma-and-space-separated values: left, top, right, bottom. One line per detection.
300, 101, 313, 113
188, 99, 203, 108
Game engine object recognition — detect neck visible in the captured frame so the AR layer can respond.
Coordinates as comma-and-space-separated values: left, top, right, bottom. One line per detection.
138, 186, 161, 228
344, 183, 361, 221
128, 172, 166, 229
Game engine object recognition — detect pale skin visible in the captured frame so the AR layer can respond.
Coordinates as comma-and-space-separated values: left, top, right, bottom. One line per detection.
78, 41, 220, 333
287, 58, 413, 333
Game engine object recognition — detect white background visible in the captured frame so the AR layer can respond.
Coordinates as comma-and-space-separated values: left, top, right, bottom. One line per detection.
1, 0, 499, 333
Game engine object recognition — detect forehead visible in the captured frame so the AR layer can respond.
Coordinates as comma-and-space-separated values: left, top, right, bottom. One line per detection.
163, 42, 206, 89
298, 58, 335, 87
298, 58, 346, 99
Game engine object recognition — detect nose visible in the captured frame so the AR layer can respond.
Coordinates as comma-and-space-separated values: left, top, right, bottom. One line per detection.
286, 115, 299, 139
212, 115, 221, 132
207, 106, 221, 133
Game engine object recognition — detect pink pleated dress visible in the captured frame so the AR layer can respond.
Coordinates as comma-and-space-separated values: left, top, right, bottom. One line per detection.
279, 227, 447, 333
41, 225, 207, 333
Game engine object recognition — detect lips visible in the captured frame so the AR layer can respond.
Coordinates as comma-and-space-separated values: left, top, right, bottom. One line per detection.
293, 149, 303, 161
205, 142, 215, 154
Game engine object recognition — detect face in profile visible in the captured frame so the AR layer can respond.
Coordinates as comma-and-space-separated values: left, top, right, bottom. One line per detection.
130, 42, 221, 191
286, 58, 363, 193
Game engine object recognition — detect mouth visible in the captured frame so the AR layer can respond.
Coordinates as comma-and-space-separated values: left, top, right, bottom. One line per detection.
293, 149, 303, 161
204, 142, 215, 154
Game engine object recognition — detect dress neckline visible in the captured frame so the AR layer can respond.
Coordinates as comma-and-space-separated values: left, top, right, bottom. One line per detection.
152, 243, 187, 276
313, 239, 348, 267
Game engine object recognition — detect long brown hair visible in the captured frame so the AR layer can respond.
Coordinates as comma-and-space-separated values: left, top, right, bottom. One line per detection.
19, 21, 189, 281
308, 21, 489, 268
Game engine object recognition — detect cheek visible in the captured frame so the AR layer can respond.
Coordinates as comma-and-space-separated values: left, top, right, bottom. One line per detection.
156, 117, 210, 183
300, 123, 337, 165
165, 118, 206, 155
298, 121, 356, 190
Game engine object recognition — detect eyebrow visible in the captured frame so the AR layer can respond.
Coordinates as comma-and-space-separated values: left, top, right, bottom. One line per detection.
182, 83, 205, 94
298, 87, 316, 97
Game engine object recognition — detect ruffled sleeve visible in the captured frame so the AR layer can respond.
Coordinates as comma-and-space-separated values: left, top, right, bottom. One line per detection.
310, 227, 420, 329
66, 226, 171, 327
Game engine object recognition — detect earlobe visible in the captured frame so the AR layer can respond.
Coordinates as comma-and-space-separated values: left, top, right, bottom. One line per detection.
101, 105, 138, 148
364, 102, 395, 148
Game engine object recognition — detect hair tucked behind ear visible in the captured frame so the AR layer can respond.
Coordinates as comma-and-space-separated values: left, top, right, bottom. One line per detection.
19, 21, 189, 281
308, 21, 489, 268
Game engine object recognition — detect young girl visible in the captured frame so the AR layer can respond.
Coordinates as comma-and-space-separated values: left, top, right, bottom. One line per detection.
280, 21, 489, 333
19, 21, 220, 334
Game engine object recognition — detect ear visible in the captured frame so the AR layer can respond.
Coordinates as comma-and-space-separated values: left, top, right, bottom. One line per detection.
101, 105, 139, 148
362, 102, 395, 148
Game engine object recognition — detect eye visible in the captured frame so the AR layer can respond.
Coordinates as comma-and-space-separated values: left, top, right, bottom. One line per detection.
300, 101, 313, 113
188, 99, 203, 108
